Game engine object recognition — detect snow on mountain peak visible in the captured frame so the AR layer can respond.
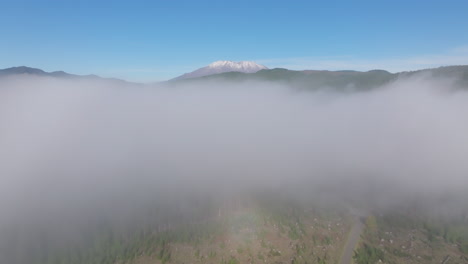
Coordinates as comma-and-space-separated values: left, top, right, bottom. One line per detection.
208, 61, 267, 70
173, 60, 268, 80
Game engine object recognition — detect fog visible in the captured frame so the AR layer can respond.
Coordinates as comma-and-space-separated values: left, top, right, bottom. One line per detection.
1, 74, 468, 262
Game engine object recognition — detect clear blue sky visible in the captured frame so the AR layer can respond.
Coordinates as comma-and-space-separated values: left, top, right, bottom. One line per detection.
2, 0, 468, 81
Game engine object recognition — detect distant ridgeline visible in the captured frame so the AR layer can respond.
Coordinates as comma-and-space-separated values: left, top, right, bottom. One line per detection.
0, 66, 97, 79
170, 65, 468, 91
0, 66, 135, 85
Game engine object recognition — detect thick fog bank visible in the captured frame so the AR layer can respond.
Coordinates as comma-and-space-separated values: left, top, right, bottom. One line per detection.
1, 74, 468, 239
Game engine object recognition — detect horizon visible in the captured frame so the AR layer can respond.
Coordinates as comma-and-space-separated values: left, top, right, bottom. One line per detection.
2, 0, 468, 82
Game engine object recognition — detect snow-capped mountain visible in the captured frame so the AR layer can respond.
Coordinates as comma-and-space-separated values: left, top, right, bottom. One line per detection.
173, 61, 268, 80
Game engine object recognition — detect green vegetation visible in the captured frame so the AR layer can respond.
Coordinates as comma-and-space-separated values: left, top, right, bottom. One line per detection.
220, 256, 239, 264
353, 243, 385, 264
424, 220, 468, 254
38, 215, 225, 264
358, 204, 468, 263
8, 191, 468, 264
268, 247, 281, 257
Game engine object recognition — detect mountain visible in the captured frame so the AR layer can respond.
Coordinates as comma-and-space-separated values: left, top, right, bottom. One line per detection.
172, 60, 268, 80
0, 66, 85, 78
0, 66, 134, 85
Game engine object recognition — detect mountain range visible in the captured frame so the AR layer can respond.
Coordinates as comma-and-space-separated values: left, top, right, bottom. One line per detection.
168, 62, 468, 91
2, 62, 468, 91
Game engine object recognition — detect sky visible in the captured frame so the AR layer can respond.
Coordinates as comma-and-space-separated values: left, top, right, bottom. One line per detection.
1, 0, 468, 82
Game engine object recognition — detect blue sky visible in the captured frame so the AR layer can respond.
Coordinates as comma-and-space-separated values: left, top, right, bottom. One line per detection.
1, 0, 468, 82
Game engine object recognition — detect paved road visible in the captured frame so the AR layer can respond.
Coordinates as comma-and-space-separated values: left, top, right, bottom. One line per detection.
339, 214, 366, 264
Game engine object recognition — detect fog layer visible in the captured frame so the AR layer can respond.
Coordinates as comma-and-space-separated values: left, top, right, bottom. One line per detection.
1, 74, 468, 255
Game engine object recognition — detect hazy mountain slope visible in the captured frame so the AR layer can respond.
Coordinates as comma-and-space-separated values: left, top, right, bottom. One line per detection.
171, 65, 468, 91
171, 67, 397, 91
400, 65, 468, 87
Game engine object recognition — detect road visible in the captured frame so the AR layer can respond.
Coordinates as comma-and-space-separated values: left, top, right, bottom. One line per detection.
339, 211, 367, 264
